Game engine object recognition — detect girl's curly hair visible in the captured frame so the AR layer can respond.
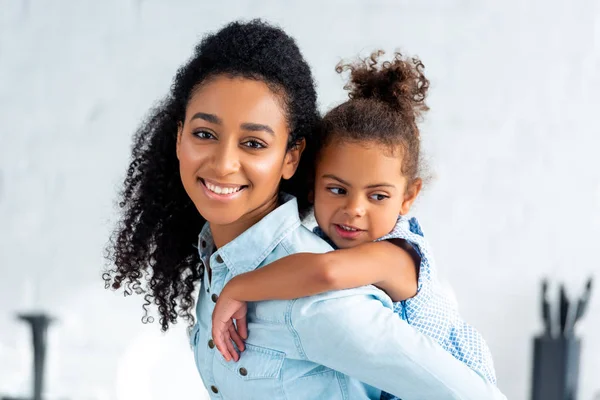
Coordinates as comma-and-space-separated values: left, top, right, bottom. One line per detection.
319, 50, 430, 183
103, 19, 319, 332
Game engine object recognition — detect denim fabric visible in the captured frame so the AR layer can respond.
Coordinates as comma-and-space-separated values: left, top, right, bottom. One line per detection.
189, 195, 506, 400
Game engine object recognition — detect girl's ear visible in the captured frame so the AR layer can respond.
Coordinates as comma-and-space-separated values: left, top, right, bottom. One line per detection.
400, 178, 422, 215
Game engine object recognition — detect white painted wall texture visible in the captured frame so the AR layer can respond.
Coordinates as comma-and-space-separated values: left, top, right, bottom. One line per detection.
1, 1, 599, 399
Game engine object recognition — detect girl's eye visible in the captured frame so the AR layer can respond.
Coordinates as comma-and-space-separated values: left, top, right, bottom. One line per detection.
242, 140, 266, 149
193, 130, 216, 140
328, 187, 346, 195
370, 193, 389, 201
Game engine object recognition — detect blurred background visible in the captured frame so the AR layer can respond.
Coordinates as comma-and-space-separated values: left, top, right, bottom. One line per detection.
1, 0, 599, 399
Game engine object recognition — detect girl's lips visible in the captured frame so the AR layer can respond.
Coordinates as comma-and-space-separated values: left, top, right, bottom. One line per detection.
199, 178, 247, 201
333, 224, 364, 240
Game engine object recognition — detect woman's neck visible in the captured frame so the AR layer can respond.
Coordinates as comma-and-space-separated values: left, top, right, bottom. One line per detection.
210, 193, 280, 249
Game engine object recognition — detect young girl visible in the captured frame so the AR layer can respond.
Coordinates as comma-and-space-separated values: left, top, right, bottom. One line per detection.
211, 50, 498, 392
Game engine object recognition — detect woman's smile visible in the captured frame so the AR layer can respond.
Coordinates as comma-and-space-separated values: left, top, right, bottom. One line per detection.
199, 177, 248, 201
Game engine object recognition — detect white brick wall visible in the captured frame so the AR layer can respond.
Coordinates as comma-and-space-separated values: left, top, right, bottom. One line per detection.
1, 1, 599, 399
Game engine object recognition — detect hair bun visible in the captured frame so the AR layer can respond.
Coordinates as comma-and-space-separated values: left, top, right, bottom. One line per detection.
336, 50, 430, 121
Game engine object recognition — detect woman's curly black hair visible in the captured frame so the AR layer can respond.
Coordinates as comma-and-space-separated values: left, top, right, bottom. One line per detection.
103, 19, 319, 332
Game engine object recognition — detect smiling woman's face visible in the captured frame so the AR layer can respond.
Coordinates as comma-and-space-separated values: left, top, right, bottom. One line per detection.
176, 75, 303, 240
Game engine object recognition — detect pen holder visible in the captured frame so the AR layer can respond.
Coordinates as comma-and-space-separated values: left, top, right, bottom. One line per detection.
530, 335, 581, 400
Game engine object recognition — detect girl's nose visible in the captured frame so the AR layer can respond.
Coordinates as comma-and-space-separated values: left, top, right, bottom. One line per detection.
343, 195, 366, 218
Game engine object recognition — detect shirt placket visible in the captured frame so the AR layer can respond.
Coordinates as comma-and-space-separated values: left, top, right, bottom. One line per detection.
197, 243, 231, 399
205, 251, 229, 398
193, 262, 213, 396
194, 236, 221, 399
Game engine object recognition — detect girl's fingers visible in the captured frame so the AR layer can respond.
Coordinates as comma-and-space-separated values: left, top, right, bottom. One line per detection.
229, 323, 245, 352
225, 336, 239, 362
214, 336, 231, 361
212, 321, 232, 361
236, 315, 248, 339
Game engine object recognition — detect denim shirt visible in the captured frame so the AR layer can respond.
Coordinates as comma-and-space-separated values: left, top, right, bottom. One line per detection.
189, 195, 506, 400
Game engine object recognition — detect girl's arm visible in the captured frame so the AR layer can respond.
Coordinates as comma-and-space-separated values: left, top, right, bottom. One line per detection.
213, 240, 419, 361
222, 239, 419, 303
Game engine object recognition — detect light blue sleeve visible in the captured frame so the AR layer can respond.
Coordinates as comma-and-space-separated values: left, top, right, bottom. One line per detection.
289, 286, 507, 400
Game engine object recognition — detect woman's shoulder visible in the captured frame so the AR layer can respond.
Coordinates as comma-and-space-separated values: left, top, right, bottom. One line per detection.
289, 285, 395, 330
281, 223, 334, 255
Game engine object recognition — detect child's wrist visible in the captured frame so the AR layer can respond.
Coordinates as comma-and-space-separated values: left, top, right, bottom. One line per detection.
222, 275, 243, 298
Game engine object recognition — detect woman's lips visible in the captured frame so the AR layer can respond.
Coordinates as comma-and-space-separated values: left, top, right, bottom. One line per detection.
199, 178, 247, 201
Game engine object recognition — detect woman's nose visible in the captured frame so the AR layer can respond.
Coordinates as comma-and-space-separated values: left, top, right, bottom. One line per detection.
212, 141, 240, 177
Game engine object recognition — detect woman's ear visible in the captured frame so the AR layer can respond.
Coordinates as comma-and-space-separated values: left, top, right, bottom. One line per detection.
400, 178, 422, 215
282, 138, 306, 180
176, 122, 183, 160
308, 189, 315, 204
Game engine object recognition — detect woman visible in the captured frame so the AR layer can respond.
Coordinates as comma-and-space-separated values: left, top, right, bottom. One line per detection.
104, 19, 506, 399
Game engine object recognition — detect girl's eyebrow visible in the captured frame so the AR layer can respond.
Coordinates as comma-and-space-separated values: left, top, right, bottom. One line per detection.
365, 183, 396, 189
322, 174, 395, 190
322, 174, 351, 186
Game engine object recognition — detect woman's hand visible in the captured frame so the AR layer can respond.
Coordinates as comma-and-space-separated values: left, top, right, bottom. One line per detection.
211, 292, 248, 362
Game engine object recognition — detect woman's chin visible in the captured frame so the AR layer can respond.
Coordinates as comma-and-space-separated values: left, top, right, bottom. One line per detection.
197, 209, 244, 227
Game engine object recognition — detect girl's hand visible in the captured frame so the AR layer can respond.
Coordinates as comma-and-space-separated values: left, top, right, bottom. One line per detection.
211, 293, 248, 362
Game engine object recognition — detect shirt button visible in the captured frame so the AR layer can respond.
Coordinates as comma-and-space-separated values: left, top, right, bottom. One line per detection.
239, 367, 248, 376
208, 339, 215, 349
201, 240, 207, 248
211, 385, 219, 394
215, 254, 223, 263
211, 293, 218, 303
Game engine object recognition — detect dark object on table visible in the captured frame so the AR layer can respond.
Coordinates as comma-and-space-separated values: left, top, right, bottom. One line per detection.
559, 284, 570, 336
531, 276, 594, 400
568, 277, 593, 334
17, 313, 54, 400
530, 335, 581, 400
541, 280, 552, 337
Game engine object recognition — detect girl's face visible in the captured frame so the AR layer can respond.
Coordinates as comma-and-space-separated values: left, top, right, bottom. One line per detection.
177, 75, 303, 240
313, 139, 421, 249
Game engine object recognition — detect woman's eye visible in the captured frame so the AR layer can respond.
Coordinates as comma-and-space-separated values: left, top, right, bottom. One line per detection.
328, 187, 346, 195
370, 194, 388, 201
193, 130, 215, 140
242, 140, 266, 149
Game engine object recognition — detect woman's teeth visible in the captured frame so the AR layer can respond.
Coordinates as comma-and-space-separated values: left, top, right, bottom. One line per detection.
205, 181, 243, 195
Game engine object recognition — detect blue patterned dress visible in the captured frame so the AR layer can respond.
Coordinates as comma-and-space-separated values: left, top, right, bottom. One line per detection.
315, 215, 496, 400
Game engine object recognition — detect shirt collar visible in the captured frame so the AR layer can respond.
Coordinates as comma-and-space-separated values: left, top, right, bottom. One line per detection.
197, 194, 301, 276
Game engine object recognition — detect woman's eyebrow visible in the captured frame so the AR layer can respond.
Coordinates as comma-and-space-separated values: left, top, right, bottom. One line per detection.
241, 122, 274, 135
191, 112, 222, 124
190, 113, 274, 136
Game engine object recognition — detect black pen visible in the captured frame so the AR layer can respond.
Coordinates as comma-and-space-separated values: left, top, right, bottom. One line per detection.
569, 277, 593, 334
541, 280, 552, 337
559, 284, 569, 336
